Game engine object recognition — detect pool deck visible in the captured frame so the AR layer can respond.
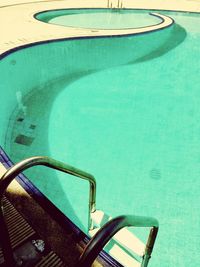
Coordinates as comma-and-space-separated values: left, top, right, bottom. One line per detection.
0, 0, 199, 57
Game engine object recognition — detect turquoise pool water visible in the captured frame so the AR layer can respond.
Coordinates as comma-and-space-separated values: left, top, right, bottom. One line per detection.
1, 9, 200, 267
36, 9, 162, 29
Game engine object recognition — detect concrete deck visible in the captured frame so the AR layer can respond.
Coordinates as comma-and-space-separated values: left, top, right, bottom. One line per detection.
0, 0, 199, 57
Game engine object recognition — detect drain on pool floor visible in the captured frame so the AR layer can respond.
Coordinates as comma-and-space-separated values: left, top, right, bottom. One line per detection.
15, 135, 34, 146
149, 168, 161, 180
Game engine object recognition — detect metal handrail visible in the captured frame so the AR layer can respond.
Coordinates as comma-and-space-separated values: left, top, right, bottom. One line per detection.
78, 215, 159, 267
0, 156, 96, 267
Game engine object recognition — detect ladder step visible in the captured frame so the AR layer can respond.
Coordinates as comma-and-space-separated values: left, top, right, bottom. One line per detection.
1, 196, 36, 247
0, 197, 36, 264
108, 243, 141, 267
90, 226, 141, 267
90, 210, 146, 265
35, 251, 66, 267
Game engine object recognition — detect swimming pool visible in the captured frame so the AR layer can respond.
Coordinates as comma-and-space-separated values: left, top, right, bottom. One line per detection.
0, 9, 200, 267
36, 9, 163, 29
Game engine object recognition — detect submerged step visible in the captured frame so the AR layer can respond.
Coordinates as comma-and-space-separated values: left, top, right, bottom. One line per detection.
90, 210, 146, 267
90, 227, 141, 267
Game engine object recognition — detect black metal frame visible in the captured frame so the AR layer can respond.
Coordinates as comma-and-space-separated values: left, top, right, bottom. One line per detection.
0, 156, 96, 267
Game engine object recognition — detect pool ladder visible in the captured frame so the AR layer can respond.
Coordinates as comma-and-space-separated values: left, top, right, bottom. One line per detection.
107, 0, 124, 9
0, 156, 158, 267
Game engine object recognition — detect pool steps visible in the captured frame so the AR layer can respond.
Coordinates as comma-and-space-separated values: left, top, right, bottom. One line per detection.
90, 210, 146, 267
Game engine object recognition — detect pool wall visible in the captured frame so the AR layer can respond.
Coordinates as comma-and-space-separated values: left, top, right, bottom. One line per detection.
0, 22, 177, 153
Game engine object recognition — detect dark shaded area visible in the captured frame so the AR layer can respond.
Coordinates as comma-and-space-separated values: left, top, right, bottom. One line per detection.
15, 135, 34, 146
17, 117, 24, 122
130, 24, 187, 64
29, 124, 36, 130
149, 168, 162, 180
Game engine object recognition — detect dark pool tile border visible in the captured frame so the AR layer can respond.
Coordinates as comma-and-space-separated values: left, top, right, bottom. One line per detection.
0, 146, 123, 267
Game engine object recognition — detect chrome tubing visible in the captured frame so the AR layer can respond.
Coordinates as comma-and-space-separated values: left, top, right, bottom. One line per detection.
78, 215, 159, 267
0, 156, 96, 266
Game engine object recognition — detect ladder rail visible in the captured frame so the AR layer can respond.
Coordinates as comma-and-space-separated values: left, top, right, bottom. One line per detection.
0, 156, 96, 266
79, 215, 159, 267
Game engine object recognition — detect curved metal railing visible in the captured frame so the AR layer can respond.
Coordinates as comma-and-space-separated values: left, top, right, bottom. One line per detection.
78, 215, 159, 267
0, 156, 96, 267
